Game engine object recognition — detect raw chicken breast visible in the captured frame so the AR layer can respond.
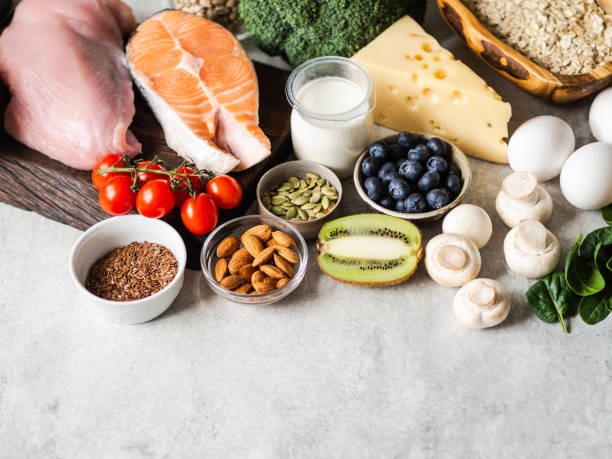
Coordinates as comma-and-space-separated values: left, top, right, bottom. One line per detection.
0, 0, 140, 170
127, 10, 271, 174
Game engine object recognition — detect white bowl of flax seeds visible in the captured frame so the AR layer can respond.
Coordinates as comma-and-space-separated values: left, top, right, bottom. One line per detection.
69, 215, 187, 324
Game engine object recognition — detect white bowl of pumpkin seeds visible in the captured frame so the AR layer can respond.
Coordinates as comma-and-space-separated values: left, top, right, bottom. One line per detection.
256, 160, 343, 239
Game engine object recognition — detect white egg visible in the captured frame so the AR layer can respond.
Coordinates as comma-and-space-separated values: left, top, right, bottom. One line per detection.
589, 87, 612, 144
560, 142, 612, 210
508, 115, 575, 181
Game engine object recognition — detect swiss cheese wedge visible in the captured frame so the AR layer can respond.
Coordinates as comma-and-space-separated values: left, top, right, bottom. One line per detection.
352, 16, 511, 164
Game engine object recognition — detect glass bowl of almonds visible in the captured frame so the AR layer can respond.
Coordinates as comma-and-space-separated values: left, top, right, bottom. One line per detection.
256, 160, 343, 239
200, 215, 308, 305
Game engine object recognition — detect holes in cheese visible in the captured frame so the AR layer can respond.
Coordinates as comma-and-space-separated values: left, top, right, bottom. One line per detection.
434, 69, 447, 79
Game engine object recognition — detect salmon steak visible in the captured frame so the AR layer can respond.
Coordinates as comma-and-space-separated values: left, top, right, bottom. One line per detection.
0, 0, 140, 170
127, 10, 271, 174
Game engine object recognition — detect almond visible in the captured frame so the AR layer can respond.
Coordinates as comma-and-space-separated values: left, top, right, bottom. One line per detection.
274, 253, 294, 278
251, 270, 266, 285
276, 246, 299, 265
238, 264, 257, 281
253, 277, 276, 293
229, 248, 253, 274
243, 224, 272, 242
260, 264, 285, 279
220, 274, 243, 290
215, 258, 228, 282
276, 278, 290, 288
252, 246, 275, 267
234, 282, 253, 294
216, 236, 240, 258
271, 231, 296, 248
266, 240, 284, 249
241, 234, 264, 257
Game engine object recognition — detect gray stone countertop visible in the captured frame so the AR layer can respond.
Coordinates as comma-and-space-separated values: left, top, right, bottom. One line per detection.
0, 1, 610, 458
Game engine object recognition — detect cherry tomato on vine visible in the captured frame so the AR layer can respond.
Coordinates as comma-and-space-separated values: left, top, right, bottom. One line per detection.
181, 193, 218, 236
135, 179, 175, 218
92, 153, 128, 191
136, 160, 168, 185
172, 166, 203, 207
205, 175, 243, 209
99, 175, 136, 216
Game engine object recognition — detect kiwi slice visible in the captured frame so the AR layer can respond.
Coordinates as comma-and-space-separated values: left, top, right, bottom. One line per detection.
316, 214, 422, 286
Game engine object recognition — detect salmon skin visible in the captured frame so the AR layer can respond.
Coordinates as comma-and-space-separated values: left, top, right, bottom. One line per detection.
127, 10, 271, 174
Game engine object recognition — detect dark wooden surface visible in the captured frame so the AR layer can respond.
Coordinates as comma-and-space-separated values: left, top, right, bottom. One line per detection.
0, 62, 292, 268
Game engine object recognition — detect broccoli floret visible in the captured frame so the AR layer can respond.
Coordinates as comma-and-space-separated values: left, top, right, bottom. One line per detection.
239, 0, 427, 66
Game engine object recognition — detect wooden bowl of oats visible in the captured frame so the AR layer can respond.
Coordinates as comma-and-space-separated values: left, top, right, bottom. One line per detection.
437, 0, 612, 103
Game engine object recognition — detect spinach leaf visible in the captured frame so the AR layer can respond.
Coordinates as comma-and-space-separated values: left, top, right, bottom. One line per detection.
593, 242, 612, 280
579, 290, 611, 325
603, 204, 612, 226
581, 226, 612, 259
565, 234, 606, 296
526, 273, 579, 333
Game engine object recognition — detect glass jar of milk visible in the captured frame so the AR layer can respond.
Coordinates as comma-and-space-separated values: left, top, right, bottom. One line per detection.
286, 56, 375, 178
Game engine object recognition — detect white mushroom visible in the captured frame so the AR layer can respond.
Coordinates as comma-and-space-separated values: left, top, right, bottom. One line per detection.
495, 171, 553, 228
425, 233, 481, 287
504, 219, 561, 278
453, 278, 511, 329
442, 204, 493, 249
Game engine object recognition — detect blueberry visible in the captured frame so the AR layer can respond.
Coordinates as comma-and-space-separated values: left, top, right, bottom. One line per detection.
379, 196, 395, 209
369, 141, 390, 161
426, 188, 451, 209
395, 198, 407, 212
381, 171, 402, 186
405, 193, 428, 213
363, 176, 385, 202
398, 159, 423, 182
361, 156, 381, 177
388, 177, 411, 201
426, 155, 448, 175
407, 144, 430, 162
377, 162, 397, 180
426, 137, 451, 159
446, 174, 462, 196
448, 164, 462, 178
397, 131, 417, 149
417, 171, 440, 193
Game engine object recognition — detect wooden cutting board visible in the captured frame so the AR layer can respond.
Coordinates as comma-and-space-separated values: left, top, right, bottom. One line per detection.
0, 62, 292, 268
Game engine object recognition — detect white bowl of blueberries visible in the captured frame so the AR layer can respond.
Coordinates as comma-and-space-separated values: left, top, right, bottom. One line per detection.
353, 132, 472, 222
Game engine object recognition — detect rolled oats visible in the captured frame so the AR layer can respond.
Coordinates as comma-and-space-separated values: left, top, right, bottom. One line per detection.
463, 0, 612, 74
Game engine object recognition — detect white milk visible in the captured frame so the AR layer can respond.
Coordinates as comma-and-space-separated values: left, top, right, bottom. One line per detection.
290, 76, 373, 178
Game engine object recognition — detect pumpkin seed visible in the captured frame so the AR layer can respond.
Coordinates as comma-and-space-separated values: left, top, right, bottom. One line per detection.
288, 177, 300, 188
271, 206, 285, 215
294, 195, 309, 206
310, 191, 321, 203
321, 195, 330, 210
297, 208, 308, 220
271, 196, 286, 205
301, 202, 316, 210
285, 207, 297, 219
305, 172, 319, 180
